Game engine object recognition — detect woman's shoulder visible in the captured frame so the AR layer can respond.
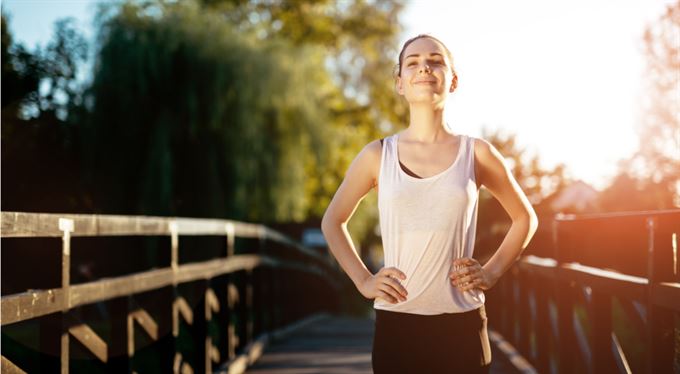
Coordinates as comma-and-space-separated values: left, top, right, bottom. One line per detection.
351, 138, 384, 170
364, 138, 383, 154
469, 136, 507, 175
362, 134, 392, 156
468, 136, 495, 158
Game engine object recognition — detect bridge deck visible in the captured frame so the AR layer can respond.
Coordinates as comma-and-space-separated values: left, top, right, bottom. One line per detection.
245, 314, 527, 373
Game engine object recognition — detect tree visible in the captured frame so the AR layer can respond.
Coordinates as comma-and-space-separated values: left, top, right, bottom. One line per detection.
475, 128, 569, 260
194, 0, 408, 246
600, 1, 680, 211
1, 14, 89, 213
1, 13, 41, 115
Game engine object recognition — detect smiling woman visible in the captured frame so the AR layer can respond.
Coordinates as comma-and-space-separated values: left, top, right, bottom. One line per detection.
321, 34, 538, 373
396, 34, 458, 108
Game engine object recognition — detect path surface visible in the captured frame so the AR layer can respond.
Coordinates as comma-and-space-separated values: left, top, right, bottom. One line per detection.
245, 314, 525, 373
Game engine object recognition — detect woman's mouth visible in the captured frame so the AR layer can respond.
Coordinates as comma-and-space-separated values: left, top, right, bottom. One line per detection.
414, 80, 436, 85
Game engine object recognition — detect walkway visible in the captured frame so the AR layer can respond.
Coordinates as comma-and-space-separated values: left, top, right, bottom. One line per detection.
245, 314, 532, 373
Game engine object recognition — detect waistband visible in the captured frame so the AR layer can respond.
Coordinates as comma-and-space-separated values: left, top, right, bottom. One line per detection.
375, 304, 487, 325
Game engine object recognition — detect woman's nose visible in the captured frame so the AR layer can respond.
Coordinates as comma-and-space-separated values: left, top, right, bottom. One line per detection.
419, 64, 431, 73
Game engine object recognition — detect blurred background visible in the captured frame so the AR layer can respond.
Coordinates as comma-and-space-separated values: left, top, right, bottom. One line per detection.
2, 0, 678, 268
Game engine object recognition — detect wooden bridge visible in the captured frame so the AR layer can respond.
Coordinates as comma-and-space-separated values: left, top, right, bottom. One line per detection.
1, 210, 679, 373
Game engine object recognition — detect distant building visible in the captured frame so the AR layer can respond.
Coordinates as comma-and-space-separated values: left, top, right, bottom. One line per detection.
548, 180, 600, 213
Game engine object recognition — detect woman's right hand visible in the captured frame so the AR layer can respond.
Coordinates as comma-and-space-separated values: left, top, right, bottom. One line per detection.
358, 267, 408, 304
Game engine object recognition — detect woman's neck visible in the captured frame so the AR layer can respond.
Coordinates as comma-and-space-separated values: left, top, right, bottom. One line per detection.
403, 104, 452, 143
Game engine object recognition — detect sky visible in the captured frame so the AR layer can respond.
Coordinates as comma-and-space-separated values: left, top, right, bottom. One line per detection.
2, 0, 677, 190
399, 0, 678, 189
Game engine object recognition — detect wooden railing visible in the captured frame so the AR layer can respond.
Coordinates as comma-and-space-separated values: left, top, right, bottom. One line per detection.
1, 212, 344, 373
486, 209, 680, 374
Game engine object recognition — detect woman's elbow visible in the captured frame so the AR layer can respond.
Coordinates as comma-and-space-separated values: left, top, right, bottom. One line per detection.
513, 207, 538, 233
525, 208, 539, 236
529, 211, 539, 233
321, 212, 341, 234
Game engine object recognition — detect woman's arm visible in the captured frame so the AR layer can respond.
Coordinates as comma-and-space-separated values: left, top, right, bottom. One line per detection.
321, 140, 408, 304
451, 138, 539, 291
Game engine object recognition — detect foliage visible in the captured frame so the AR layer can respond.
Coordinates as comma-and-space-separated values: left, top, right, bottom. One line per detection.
78, 0, 406, 233
192, 0, 407, 245
1, 13, 41, 112
1, 14, 89, 213
82, 1, 323, 221
476, 128, 569, 259
600, 1, 680, 211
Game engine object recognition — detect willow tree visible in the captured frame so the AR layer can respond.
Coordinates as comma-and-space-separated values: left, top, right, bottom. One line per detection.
194, 0, 407, 245
83, 0, 405, 263
83, 1, 340, 222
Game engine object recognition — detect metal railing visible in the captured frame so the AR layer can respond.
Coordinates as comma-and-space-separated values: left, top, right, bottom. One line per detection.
1, 212, 344, 373
486, 209, 680, 374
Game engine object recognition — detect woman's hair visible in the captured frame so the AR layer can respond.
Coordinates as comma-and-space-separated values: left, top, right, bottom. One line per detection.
394, 34, 458, 91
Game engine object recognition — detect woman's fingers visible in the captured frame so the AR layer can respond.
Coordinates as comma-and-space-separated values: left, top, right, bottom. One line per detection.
385, 277, 408, 298
452, 257, 477, 269
378, 290, 397, 304
382, 267, 407, 281
378, 281, 406, 302
449, 261, 486, 291
450, 267, 479, 283
454, 270, 480, 285
376, 267, 408, 302
459, 278, 483, 292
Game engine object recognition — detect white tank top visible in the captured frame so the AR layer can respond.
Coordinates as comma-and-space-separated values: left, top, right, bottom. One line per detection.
374, 132, 485, 315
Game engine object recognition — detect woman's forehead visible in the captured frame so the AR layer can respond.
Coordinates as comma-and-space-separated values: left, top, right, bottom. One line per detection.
403, 38, 447, 58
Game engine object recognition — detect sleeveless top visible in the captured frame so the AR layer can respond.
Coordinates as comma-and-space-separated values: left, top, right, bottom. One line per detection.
374, 133, 484, 315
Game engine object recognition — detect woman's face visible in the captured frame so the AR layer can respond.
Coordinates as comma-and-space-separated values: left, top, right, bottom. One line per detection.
396, 37, 455, 106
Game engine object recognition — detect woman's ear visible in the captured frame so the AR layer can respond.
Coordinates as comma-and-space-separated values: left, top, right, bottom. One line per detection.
396, 76, 404, 95
449, 74, 458, 93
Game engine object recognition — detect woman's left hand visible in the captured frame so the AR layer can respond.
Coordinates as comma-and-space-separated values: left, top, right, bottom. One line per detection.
449, 257, 498, 292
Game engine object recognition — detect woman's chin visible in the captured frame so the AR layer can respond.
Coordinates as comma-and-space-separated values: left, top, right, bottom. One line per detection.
406, 94, 447, 105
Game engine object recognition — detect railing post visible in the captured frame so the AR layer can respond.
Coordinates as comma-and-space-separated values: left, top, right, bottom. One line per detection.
254, 232, 266, 337
645, 217, 675, 374
224, 222, 237, 360
555, 217, 577, 373
59, 218, 73, 374
245, 268, 254, 345
169, 221, 185, 373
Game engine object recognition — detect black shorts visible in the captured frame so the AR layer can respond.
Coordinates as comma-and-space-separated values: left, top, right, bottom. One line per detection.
372, 304, 492, 374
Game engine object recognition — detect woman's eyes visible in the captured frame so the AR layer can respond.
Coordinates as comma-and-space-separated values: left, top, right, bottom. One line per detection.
406, 60, 444, 67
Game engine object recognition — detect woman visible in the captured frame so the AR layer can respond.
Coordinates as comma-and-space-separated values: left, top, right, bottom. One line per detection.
321, 34, 538, 373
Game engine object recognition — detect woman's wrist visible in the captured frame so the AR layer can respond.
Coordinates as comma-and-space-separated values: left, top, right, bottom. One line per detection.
352, 269, 373, 290
482, 262, 502, 283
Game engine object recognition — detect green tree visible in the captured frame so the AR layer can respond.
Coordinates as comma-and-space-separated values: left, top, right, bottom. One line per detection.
83, 1, 342, 223
2, 14, 89, 213
194, 0, 407, 250
1, 13, 42, 114
82, 0, 405, 249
